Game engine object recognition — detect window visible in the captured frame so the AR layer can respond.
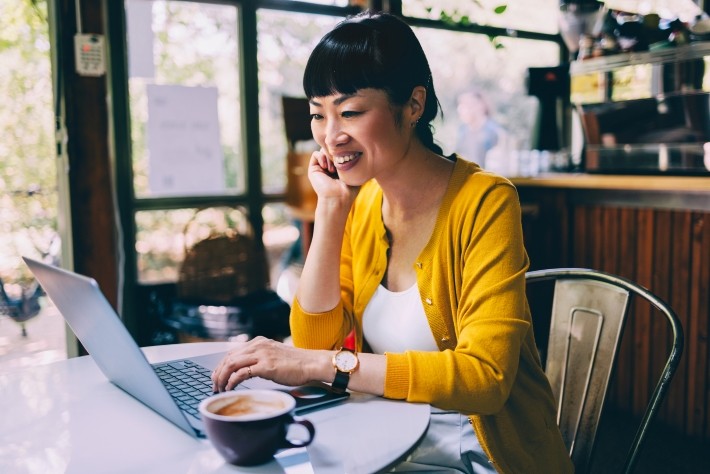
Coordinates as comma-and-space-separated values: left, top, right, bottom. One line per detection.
417, 28, 560, 156
403, 0, 560, 34
110, 0, 562, 344
256, 11, 339, 194
126, 0, 242, 198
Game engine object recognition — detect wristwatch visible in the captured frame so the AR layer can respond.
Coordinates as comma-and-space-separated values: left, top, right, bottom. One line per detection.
331, 347, 359, 393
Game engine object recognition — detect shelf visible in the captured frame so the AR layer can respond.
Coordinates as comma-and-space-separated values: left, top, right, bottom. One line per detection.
570, 41, 710, 75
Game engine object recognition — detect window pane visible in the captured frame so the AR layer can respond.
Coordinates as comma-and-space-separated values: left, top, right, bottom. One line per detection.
404, 0, 560, 35
416, 28, 559, 162
257, 10, 340, 194
135, 208, 196, 283
136, 206, 260, 284
262, 203, 300, 290
136, 205, 299, 288
125, 0, 242, 198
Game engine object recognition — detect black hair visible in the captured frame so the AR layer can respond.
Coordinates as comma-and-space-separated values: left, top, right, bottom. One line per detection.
303, 11, 443, 154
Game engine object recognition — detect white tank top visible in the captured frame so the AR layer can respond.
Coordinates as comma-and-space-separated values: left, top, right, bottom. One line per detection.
362, 283, 438, 354
363, 286, 494, 472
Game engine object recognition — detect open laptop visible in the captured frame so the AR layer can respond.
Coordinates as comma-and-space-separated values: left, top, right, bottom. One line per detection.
23, 256, 349, 438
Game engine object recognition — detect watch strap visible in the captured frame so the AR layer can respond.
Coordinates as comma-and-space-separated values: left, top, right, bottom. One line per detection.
331, 369, 350, 393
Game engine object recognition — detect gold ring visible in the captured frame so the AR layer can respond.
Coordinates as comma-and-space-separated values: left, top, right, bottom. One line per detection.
247, 366, 253, 378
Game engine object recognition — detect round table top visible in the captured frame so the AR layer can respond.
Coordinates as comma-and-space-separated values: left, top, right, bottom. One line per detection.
0, 342, 430, 474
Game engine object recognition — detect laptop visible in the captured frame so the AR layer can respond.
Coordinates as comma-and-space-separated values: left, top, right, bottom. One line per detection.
23, 256, 349, 438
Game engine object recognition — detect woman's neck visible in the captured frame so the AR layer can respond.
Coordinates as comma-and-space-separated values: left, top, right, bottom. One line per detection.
379, 146, 454, 223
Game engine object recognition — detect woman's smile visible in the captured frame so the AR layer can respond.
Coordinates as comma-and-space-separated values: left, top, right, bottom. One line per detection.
333, 152, 362, 170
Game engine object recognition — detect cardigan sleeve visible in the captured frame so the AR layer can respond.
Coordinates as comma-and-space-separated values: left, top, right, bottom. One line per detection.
384, 180, 532, 415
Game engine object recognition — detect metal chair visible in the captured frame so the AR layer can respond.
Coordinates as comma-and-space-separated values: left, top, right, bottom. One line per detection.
525, 268, 684, 474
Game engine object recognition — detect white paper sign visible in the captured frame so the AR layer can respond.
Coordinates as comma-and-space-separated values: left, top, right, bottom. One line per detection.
147, 84, 225, 196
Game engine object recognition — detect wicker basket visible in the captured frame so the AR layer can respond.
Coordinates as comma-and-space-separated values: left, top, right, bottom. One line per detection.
177, 208, 269, 305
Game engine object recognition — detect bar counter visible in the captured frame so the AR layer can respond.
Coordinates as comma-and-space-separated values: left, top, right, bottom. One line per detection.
511, 173, 710, 193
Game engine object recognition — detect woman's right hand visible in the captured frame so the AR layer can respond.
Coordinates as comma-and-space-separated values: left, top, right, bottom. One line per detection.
308, 148, 359, 205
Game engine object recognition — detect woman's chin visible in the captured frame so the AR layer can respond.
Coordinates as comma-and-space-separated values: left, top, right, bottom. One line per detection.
338, 174, 366, 188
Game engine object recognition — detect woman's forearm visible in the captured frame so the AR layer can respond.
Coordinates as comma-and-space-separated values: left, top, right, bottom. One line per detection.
308, 349, 386, 396
295, 199, 351, 313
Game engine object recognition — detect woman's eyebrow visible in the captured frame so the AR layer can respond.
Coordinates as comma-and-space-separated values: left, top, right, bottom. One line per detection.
309, 93, 358, 108
333, 93, 357, 105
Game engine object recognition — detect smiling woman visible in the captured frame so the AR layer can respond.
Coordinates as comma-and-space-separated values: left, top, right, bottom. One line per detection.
210, 11, 573, 473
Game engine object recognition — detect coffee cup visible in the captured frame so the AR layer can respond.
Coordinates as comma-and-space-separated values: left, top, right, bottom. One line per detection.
199, 389, 315, 466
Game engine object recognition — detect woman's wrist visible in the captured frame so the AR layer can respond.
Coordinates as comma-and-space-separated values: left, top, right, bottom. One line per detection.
314, 197, 352, 222
309, 349, 337, 383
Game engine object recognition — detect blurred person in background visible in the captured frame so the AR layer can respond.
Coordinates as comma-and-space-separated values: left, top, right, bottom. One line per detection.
455, 87, 507, 169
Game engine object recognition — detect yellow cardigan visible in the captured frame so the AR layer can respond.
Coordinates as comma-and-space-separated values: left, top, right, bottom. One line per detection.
290, 158, 573, 473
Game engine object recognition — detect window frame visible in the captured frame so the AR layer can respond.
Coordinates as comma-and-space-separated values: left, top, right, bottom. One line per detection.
105, 0, 563, 344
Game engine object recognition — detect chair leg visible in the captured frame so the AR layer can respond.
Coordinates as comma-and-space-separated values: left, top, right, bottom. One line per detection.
21, 322, 28, 337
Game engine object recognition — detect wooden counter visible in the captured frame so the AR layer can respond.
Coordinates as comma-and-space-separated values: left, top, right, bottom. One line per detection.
513, 174, 710, 443
511, 173, 710, 193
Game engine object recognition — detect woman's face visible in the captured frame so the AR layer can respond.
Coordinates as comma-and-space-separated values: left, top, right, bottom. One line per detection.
457, 92, 487, 125
309, 88, 413, 186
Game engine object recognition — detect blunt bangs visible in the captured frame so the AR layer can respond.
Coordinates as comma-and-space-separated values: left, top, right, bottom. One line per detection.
304, 23, 388, 99
303, 19, 421, 104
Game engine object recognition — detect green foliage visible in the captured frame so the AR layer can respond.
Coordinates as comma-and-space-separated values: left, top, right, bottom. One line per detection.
0, 0, 56, 283
427, 2, 508, 46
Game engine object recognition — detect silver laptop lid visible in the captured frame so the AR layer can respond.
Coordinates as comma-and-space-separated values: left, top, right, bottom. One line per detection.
23, 256, 199, 437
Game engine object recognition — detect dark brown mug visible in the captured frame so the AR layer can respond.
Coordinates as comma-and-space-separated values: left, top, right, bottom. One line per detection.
199, 389, 315, 466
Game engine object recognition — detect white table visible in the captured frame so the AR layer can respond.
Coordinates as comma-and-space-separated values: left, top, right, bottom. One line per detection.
0, 342, 430, 474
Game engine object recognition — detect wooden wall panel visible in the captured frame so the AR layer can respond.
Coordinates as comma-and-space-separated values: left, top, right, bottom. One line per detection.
688, 213, 709, 438
632, 209, 654, 420
564, 204, 709, 440
615, 208, 637, 412
668, 211, 692, 432
652, 210, 672, 420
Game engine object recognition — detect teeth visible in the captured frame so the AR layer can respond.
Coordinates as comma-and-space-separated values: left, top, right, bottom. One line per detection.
334, 153, 358, 165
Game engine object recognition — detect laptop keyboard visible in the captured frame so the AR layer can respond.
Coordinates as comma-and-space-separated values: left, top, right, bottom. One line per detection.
153, 359, 215, 418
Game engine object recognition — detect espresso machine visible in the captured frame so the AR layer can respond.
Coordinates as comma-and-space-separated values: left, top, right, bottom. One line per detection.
570, 43, 710, 175
527, 64, 571, 153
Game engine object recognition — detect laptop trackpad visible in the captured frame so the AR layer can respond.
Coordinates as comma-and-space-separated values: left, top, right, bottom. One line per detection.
188, 351, 227, 371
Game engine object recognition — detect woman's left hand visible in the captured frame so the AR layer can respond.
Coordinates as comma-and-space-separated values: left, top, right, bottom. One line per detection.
211, 336, 328, 392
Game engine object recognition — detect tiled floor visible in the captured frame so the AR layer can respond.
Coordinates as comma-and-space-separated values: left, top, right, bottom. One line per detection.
0, 299, 67, 374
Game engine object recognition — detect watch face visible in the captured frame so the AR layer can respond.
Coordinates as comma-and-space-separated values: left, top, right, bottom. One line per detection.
334, 350, 358, 372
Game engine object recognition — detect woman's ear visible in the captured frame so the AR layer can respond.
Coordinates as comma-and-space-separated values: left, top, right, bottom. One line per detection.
408, 86, 427, 124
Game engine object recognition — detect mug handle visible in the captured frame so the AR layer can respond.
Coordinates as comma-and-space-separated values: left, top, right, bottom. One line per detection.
282, 418, 316, 448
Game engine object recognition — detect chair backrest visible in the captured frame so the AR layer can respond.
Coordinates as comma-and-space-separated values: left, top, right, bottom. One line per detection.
525, 268, 684, 474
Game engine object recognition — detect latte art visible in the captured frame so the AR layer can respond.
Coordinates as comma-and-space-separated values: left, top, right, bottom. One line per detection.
209, 395, 288, 418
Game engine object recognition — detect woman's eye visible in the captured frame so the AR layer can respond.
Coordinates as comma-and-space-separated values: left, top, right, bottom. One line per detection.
342, 111, 361, 118
310, 114, 323, 121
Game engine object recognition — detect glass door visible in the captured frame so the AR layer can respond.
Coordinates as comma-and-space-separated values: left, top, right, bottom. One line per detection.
0, 0, 67, 371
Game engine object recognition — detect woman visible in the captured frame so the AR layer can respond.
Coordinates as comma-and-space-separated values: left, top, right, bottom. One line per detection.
212, 11, 572, 473
455, 87, 507, 169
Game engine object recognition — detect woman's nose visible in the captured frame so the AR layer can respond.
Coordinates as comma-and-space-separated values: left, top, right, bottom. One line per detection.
324, 121, 349, 149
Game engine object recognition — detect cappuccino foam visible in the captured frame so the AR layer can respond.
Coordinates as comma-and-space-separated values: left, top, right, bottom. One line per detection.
212, 395, 287, 417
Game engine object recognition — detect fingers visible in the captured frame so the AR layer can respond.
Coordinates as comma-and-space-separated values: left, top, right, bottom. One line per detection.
225, 366, 253, 391
312, 148, 336, 175
209, 337, 313, 392
211, 337, 267, 392
212, 358, 252, 392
